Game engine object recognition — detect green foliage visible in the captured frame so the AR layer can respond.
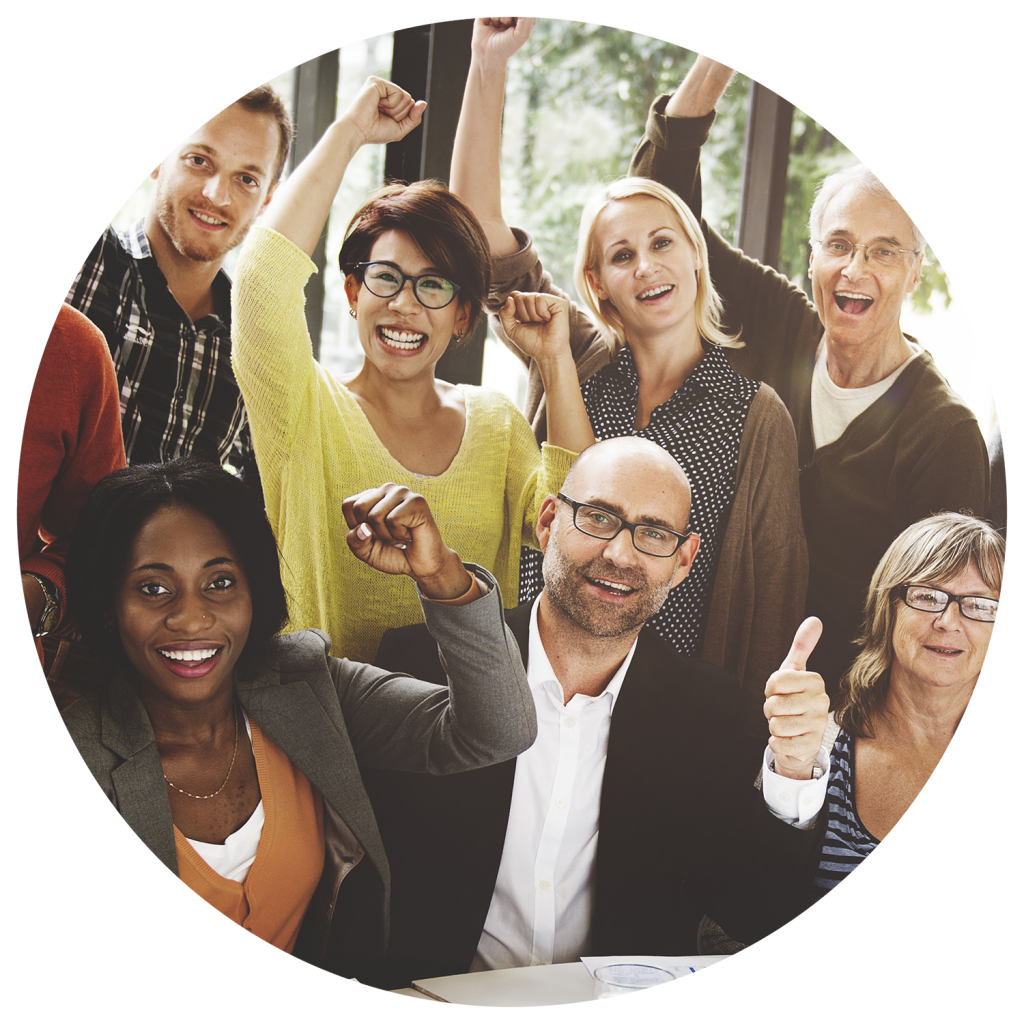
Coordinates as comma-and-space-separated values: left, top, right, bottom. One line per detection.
502, 21, 698, 293
498, 20, 948, 315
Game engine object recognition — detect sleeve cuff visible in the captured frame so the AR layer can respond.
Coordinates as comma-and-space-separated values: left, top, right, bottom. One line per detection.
644, 94, 717, 151
761, 744, 830, 828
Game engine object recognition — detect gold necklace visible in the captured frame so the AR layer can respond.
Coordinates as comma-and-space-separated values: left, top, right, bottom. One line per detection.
163, 707, 240, 800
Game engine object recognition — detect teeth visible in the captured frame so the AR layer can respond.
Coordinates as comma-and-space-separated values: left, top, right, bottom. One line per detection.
159, 648, 218, 662
638, 285, 672, 300
595, 579, 633, 593
380, 326, 427, 350
835, 291, 872, 300
192, 211, 225, 226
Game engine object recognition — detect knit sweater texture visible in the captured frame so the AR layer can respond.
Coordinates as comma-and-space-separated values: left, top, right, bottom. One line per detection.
232, 225, 575, 662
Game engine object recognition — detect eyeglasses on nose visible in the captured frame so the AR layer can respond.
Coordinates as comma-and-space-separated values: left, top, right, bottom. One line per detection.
814, 238, 919, 268
897, 584, 998, 623
357, 262, 461, 309
556, 493, 691, 557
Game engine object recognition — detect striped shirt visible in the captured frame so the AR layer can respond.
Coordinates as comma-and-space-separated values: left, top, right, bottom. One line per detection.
66, 221, 249, 470
813, 727, 880, 889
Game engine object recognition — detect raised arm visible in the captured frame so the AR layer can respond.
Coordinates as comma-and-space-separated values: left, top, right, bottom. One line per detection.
628, 55, 731, 216
665, 56, 734, 117
450, 17, 535, 258
262, 77, 426, 256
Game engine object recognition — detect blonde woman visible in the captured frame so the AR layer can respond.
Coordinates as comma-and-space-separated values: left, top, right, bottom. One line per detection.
451, 18, 806, 752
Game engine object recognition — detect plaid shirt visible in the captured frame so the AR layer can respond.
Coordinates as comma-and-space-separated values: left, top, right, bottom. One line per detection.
66, 220, 249, 469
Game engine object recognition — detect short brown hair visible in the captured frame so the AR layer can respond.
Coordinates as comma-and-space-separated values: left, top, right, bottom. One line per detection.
835, 512, 1004, 738
338, 180, 491, 340
236, 84, 294, 187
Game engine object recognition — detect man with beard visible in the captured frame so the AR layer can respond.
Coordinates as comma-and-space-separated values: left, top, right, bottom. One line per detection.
340, 436, 829, 986
66, 86, 292, 474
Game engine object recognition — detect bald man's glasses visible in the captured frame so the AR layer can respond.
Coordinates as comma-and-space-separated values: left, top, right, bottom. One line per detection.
556, 493, 691, 557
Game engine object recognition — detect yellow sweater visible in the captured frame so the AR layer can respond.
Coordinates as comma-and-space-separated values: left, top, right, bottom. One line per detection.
232, 225, 575, 662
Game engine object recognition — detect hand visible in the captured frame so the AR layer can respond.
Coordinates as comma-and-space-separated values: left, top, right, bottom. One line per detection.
763, 617, 830, 780
472, 17, 536, 67
498, 292, 571, 365
343, 484, 472, 600
342, 76, 426, 148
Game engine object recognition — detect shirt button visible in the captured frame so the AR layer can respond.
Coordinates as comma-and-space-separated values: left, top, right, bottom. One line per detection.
779, 791, 792, 803
556, 797, 566, 808
539, 880, 551, 891
565, 718, 576, 728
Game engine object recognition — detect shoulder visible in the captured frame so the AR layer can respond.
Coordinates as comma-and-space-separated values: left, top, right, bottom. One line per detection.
49, 304, 113, 367
253, 629, 332, 673
908, 352, 979, 418
741, 383, 798, 441
61, 692, 104, 739
462, 386, 531, 430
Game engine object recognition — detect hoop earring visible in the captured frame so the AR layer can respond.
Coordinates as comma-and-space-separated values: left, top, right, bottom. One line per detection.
348, 307, 357, 319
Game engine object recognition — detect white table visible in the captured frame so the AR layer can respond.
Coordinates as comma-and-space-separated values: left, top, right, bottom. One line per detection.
393, 956, 728, 1006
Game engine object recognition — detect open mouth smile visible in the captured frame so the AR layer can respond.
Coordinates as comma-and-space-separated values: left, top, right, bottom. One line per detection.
157, 644, 224, 678
637, 284, 673, 302
586, 576, 638, 598
924, 645, 963, 656
189, 209, 228, 228
378, 325, 428, 352
834, 291, 873, 315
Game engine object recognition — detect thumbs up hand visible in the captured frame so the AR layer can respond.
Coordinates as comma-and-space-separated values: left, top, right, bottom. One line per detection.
763, 617, 830, 780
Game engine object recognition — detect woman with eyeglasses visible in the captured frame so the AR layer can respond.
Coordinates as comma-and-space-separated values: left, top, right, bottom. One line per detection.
232, 77, 594, 662
705, 511, 1003, 949
450, 18, 806, 757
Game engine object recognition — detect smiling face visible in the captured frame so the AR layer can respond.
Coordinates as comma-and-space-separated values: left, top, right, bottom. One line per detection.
586, 195, 700, 343
809, 183, 923, 357
889, 562, 997, 698
344, 229, 470, 383
537, 439, 699, 638
147, 102, 280, 267
114, 504, 252, 710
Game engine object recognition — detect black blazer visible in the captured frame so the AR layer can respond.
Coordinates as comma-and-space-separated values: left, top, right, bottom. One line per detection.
355, 605, 817, 987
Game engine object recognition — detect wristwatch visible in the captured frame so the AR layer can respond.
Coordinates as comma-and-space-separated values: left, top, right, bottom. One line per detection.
23, 572, 59, 637
770, 758, 824, 780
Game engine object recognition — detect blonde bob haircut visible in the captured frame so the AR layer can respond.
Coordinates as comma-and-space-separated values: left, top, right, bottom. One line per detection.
573, 177, 740, 351
835, 512, 1004, 739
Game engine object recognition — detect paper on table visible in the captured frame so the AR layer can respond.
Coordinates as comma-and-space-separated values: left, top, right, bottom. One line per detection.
580, 954, 730, 979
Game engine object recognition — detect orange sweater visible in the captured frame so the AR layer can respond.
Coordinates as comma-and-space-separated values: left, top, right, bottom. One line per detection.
174, 721, 326, 953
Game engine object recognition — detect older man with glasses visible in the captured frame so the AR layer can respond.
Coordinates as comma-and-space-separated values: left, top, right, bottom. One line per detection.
328, 436, 831, 987
628, 56, 989, 691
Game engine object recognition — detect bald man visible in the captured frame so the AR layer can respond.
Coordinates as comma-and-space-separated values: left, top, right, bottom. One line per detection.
330, 438, 829, 986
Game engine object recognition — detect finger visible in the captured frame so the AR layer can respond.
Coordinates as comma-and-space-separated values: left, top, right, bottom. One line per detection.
345, 484, 409, 545
510, 292, 547, 324
498, 296, 520, 333
779, 616, 823, 672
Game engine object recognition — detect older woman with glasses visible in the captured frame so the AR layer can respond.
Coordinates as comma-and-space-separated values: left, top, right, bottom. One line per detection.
813, 511, 1001, 886
706, 510, 1003, 949
232, 76, 595, 664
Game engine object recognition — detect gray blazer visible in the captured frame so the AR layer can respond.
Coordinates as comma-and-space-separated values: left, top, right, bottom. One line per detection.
61, 567, 535, 970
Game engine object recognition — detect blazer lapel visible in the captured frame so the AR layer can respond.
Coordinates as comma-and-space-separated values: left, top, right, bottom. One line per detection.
237, 645, 388, 874
101, 672, 179, 874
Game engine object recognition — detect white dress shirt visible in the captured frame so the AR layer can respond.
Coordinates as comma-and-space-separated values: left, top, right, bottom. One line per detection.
470, 603, 828, 970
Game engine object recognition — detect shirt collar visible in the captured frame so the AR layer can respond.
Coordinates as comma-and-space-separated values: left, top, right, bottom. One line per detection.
607, 341, 740, 407
120, 219, 232, 323
121, 219, 154, 261
527, 599, 638, 712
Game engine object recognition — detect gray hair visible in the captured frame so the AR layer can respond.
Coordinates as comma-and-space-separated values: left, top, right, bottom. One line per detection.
834, 512, 1004, 738
808, 164, 927, 254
